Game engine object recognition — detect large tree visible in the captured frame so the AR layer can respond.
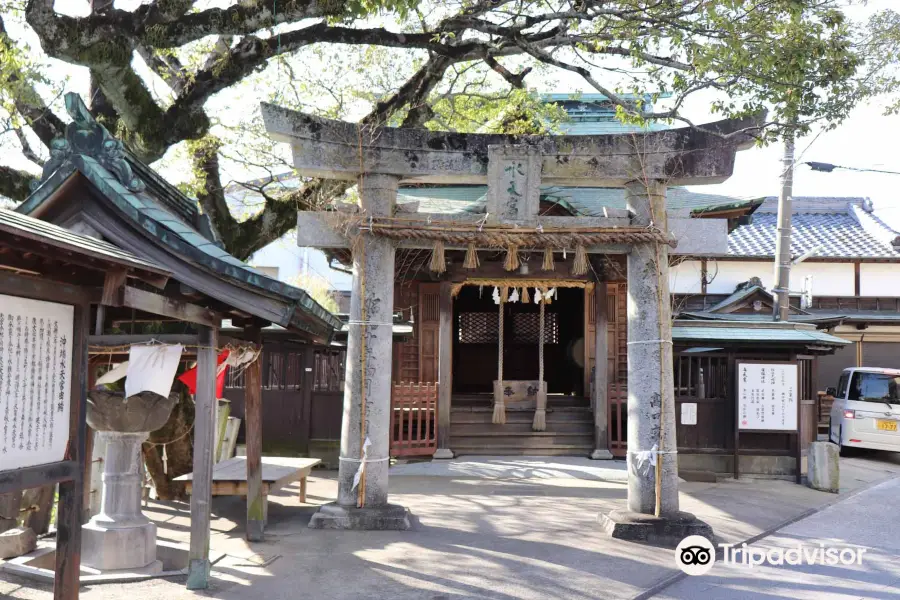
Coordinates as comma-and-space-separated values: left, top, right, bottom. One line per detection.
0, 0, 891, 259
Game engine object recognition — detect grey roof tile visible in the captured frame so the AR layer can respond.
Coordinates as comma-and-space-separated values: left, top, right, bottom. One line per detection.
728, 211, 900, 259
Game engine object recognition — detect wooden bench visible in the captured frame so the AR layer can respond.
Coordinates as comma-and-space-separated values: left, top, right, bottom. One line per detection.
175, 456, 321, 521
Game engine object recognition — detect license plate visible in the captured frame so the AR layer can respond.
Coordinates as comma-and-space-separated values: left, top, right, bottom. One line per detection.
877, 420, 898, 432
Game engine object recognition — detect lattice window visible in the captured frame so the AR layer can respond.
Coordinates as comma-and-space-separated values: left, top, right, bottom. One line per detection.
314, 350, 346, 392
512, 313, 559, 344
458, 312, 498, 343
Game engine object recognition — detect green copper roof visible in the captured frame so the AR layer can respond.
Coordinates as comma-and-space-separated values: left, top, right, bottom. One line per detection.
396, 185, 757, 216
672, 322, 848, 346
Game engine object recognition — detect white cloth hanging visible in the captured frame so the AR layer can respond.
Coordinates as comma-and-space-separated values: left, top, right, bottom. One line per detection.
534, 288, 543, 304
125, 344, 184, 399
492, 286, 501, 304
546, 287, 557, 300
509, 288, 520, 303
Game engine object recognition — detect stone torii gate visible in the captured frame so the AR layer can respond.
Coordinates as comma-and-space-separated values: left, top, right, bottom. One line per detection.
262, 103, 758, 539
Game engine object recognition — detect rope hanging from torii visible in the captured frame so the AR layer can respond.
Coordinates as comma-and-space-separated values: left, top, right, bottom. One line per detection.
333, 214, 675, 275
492, 287, 552, 431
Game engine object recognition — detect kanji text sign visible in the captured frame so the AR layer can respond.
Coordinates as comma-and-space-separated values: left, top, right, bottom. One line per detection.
0, 294, 73, 470
738, 363, 798, 431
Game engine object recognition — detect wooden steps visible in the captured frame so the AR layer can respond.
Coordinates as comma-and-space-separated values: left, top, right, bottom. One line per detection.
450, 396, 595, 457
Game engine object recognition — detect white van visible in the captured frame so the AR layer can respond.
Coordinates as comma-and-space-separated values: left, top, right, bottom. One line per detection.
829, 367, 900, 454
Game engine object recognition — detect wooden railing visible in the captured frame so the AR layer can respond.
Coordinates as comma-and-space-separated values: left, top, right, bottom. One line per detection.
390, 382, 438, 457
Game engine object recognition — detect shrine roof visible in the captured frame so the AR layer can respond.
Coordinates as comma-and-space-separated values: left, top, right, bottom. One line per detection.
672, 321, 848, 347
395, 185, 759, 217
0, 208, 171, 282
16, 93, 341, 341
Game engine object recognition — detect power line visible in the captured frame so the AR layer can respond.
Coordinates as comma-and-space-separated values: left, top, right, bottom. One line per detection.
805, 161, 900, 176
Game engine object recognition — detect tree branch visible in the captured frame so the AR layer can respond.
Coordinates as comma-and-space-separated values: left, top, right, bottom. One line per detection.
0, 166, 38, 203
141, 0, 349, 48
190, 136, 234, 243
229, 53, 456, 258
15, 128, 44, 167
135, 43, 189, 95
483, 54, 531, 88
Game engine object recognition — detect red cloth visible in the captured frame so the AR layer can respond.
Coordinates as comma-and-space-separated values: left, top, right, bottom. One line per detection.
178, 350, 229, 397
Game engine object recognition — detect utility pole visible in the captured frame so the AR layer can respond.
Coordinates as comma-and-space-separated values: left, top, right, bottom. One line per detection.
772, 127, 795, 321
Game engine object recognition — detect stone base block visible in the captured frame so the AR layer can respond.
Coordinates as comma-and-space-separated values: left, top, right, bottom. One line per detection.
81, 521, 157, 571
0, 527, 37, 559
599, 509, 713, 547
433, 448, 455, 460
308, 503, 412, 531
807, 441, 840, 493
590, 449, 614, 460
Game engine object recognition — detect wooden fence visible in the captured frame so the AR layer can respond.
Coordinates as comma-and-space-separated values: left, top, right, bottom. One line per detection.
608, 382, 627, 458
390, 382, 438, 457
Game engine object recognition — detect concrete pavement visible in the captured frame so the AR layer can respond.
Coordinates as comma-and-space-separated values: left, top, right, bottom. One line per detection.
654, 475, 900, 600
1, 452, 899, 600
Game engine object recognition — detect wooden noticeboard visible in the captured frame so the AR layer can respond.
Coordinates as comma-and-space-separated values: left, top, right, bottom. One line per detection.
0, 272, 89, 600
734, 361, 802, 483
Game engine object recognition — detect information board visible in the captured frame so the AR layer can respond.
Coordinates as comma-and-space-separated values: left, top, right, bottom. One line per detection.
0, 294, 74, 470
737, 362, 798, 431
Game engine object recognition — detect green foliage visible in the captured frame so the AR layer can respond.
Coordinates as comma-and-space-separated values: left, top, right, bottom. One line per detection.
860, 8, 900, 115
290, 272, 340, 314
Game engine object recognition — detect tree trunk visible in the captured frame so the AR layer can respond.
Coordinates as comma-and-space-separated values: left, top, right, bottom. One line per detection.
141, 387, 195, 501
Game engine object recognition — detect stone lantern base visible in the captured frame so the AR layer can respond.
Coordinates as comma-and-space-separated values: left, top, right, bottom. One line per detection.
81, 521, 162, 574
81, 392, 177, 573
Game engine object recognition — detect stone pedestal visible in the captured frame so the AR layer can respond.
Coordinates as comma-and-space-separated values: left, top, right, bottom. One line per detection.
81, 391, 176, 572
599, 181, 711, 545
807, 441, 839, 493
309, 174, 412, 530
81, 431, 162, 573
599, 510, 713, 547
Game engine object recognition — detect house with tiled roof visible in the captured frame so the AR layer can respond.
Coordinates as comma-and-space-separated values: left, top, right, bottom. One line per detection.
672, 196, 900, 388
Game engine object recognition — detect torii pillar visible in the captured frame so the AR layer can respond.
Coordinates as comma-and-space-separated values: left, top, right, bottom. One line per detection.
261, 103, 759, 538
311, 173, 412, 530
596, 180, 712, 545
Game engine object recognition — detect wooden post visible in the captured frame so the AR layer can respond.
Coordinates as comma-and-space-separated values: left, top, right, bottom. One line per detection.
187, 325, 217, 590
434, 282, 453, 459
591, 282, 613, 459
82, 355, 102, 522
301, 346, 315, 455
55, 302, 89, 600
244, 326, 264, 542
